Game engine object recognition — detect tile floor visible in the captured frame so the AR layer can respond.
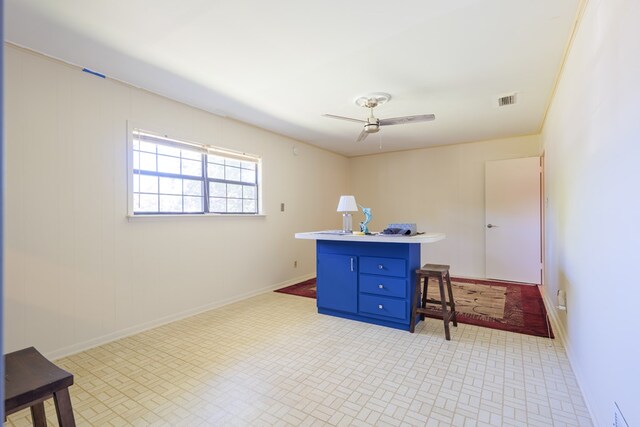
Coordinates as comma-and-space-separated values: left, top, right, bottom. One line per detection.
6, 292, 592, 426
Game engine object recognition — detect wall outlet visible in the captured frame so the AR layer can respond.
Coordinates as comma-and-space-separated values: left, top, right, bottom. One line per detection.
281, 203, 285, 212
614, 402, 629, 427
294, 260, 297, 268
557, 289, 567, 311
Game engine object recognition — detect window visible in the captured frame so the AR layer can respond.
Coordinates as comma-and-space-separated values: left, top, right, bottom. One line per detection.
131, 130, 260, 215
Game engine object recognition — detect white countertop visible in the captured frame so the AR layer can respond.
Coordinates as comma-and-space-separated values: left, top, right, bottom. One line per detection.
295, 231, 446, 244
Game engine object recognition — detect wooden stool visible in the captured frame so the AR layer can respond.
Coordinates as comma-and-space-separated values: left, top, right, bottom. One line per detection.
409, 263, 458, 339
5, 347, 76, 427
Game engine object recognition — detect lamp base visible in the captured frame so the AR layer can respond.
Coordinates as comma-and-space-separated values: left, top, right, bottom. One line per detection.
342, 213, 353, 233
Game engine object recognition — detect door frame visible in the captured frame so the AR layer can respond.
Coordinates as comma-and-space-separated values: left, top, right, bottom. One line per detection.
540, 151, 545, 286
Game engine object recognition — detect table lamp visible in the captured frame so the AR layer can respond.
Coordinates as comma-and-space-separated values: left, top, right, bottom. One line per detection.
337, 195, 358, 233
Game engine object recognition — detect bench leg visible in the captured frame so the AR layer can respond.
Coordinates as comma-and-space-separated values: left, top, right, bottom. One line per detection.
30, 402, 47, 427
53, 388, 76, 427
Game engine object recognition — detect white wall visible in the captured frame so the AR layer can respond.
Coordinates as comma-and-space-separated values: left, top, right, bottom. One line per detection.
542, 0, 640, 425
4, 45, 349, 359
348, 135, 540, 277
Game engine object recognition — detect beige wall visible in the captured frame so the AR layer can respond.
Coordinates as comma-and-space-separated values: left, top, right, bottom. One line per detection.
348, 135, 541, 277
4, 45, 349, 358
541, 0, 640, 425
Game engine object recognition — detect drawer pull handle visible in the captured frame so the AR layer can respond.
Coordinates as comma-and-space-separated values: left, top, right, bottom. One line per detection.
378, 284, 384, 289
378, 264, 384, 270
378, 304, 383, 309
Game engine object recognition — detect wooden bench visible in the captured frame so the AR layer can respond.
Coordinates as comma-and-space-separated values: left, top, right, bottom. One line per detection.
5, 347, 76, 426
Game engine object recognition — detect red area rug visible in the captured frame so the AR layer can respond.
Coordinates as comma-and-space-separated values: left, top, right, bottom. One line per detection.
440, 277, 553, 338
275, 277, 553, 338
274, 278, 317, 299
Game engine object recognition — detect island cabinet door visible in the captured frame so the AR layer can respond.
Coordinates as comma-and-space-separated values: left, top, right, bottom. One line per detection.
317, 253, 358, 313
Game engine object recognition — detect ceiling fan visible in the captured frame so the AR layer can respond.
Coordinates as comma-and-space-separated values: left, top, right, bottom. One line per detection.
323, 93, 435, 142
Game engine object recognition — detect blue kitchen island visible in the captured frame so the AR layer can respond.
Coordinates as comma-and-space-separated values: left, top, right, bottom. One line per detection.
295, 231, 445, 331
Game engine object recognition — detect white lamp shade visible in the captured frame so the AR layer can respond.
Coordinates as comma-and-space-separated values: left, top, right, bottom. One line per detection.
337, 195, 358, 212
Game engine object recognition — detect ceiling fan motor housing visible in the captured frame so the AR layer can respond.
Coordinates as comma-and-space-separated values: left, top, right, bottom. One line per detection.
365, 122, 380, 133
355, 93, 391, 109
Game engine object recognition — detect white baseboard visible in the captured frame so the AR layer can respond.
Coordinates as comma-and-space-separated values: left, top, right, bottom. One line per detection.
538, 285, 598, 426
450, 274, 538, 286
539, 284, 568, 345
46, 273, 316, 361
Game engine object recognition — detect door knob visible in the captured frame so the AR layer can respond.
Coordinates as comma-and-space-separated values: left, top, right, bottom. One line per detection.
487, 224, 499, 228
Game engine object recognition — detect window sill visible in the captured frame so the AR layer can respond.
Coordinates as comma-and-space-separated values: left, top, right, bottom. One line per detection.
127, 213, 266, 221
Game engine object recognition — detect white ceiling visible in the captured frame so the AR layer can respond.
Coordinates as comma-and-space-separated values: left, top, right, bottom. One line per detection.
5, 0, 579, 157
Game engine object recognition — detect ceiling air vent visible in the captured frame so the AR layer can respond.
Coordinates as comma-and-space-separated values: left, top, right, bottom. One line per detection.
497, 93, 517, 107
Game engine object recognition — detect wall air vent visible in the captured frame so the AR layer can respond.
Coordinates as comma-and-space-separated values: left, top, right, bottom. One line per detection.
497, 93, 517, 107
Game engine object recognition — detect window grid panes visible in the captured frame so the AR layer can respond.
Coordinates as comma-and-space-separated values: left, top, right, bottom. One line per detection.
132, 132, 259, 215
206, 156, 258, 214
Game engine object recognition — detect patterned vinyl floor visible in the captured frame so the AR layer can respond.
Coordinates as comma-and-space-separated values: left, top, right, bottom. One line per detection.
6, 292, 592, 426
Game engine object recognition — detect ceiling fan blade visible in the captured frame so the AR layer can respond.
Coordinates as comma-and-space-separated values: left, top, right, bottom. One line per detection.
323, 114, 367, 124
379, 114, 435, 126
356, 129, 369, 143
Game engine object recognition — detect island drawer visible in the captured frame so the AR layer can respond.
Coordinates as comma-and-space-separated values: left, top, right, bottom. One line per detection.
359, 257, 406, 277
359, 275, 407, 298
359, 294, 407, 321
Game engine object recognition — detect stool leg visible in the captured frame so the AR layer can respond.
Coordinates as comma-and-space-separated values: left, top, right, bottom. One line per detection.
445, 271, 457, 327
437, 274, 451, 340
53, 388, 76, 427
30, 402, 47, 427
420, 276, 428, 321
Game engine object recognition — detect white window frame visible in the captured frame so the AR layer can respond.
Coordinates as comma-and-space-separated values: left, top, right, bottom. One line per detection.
127, 126, 262, 216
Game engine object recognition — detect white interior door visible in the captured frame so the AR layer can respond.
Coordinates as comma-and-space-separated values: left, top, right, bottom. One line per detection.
485, 157, 541, 284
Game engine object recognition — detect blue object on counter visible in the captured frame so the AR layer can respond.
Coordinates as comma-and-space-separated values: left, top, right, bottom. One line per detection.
359, 205, 372, 234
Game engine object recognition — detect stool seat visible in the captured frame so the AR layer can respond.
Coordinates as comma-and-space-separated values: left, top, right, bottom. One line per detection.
410, 264, 457, 339
419, 263, 450, 273
5, 347, 76, 426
